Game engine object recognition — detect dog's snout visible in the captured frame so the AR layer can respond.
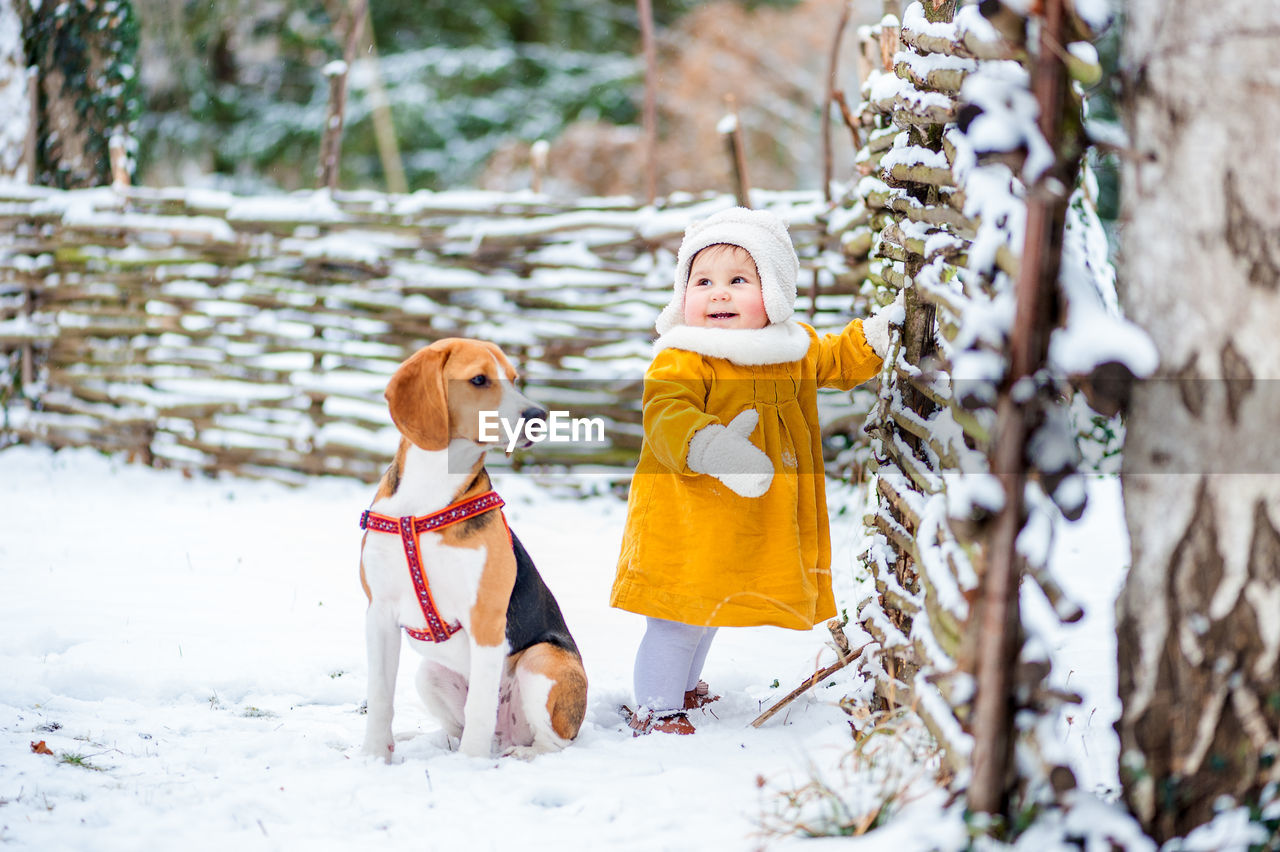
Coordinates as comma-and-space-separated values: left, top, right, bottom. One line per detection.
521, 406, 549, 424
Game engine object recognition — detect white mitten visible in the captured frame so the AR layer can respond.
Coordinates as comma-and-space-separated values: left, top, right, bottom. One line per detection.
861, 289, 905, 360
686, 409, 774, 498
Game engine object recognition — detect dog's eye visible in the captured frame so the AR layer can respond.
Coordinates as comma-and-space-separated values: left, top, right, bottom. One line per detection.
469, 375, 489, 387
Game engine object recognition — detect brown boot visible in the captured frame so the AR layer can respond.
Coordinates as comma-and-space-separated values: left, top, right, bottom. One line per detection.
622, 706, 696, 736
650, 712, 696, 735
622, 705, 648, 736
683, 680, 720, 710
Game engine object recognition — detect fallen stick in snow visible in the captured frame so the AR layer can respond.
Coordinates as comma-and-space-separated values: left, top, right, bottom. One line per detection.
750, 622, 872, 728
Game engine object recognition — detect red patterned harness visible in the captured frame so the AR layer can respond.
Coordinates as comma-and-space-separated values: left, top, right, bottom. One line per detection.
360, 491, 506, 643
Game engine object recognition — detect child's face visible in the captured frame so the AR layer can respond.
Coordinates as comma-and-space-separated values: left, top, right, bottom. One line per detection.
682, 244, 768, 330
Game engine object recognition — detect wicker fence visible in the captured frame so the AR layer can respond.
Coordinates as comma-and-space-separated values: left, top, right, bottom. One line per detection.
842, 0, 1125, 819
0, 184, 873, 483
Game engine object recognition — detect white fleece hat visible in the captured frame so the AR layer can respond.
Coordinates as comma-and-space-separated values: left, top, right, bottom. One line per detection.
655, 206, 800, 334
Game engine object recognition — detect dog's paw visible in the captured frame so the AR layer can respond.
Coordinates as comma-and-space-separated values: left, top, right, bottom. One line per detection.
501, 745, 540, 761
361, 738, 395, 763
501, 739, 567, 760
457, 732, 494, 758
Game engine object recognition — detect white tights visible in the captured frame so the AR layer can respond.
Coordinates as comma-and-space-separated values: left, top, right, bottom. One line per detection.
633, 617, 718, 714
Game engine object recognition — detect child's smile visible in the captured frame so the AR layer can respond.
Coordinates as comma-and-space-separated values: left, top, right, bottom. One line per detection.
682, 244, 768, 330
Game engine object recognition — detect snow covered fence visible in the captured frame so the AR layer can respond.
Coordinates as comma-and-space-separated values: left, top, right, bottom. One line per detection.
829, 0, 1142, 827
0, 184, 865, 482
837, 4, 1003, 786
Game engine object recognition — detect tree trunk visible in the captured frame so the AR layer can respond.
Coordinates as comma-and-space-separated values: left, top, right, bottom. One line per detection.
1117, 0, 1280, 841
24, 0, 140, 188
0, 0, 28, 180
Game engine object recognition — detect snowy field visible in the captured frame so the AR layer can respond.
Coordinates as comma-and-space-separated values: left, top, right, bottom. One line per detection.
0, 446, 1127, 850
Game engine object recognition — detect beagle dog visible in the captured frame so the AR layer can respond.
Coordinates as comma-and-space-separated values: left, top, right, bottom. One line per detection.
359, 338, 587, 760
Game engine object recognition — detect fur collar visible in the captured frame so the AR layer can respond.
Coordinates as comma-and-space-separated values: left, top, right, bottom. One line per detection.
652, 320, 811, 366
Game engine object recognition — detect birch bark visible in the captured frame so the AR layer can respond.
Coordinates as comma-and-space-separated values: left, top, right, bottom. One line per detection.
1118, 0, 1280, 840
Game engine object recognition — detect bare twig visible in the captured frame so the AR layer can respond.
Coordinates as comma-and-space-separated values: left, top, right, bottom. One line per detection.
637, 0, 658, 205
530, 140, 548, 194
823, 1, 854, 204
24, 69, 37, 183
752, 635, 873, 728
109, 136, 129, 189
832, 89, 862, 150
722, 94, 751, 208
316, 0, 369, 191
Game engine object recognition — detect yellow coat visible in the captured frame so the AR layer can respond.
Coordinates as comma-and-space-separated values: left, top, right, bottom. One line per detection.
610, 320, 883, 630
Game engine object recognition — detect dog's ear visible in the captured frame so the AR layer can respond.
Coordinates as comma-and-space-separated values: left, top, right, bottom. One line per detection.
386, 344, 450, 451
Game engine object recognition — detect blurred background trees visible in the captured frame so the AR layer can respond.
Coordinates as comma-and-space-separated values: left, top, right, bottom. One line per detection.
128, 0, 843, 195
6, 0, 1124, 220
10, 0, 1121, 222
133, 0, 649, 190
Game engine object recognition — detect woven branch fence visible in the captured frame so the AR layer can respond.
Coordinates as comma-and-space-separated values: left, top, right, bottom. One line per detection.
842, 3, 998, 787
0, 184, 874, 484
838, 0, 1120, 820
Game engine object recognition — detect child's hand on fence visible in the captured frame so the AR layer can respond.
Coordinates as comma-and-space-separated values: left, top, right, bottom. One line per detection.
687, 409, 773, 498
861, 289, 905, 360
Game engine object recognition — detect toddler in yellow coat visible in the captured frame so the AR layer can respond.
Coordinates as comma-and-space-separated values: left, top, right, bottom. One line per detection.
610, 206, 902, 734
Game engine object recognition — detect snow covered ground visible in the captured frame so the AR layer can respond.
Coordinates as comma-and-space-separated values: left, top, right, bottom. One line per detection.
0, 446, 1128, 850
